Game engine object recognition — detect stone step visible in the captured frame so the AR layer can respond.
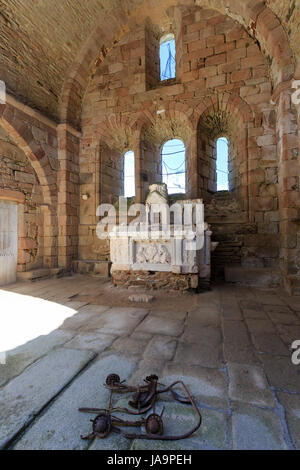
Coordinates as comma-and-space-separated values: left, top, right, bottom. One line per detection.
72, 260, 111, 278
225, 266, 280, 288
207, 215, 249, 223
210, 190, 232, 199
17, 267, 65, 281
17, 268, 51, 281
284, 275, 300, 296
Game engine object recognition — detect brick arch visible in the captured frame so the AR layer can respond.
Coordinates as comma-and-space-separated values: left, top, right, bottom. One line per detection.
0, 109, 54, 207
193, 92, 254, 131
194, 92, 257, 180
137, 102, 194, 147
0, 108, 58, 270
134, 103, 196, 198
59, 1, 294, 130
194, 92, 260, 212
96, 113, 140, 153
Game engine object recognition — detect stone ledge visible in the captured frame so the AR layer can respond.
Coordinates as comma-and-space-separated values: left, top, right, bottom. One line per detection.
224, 266, 280, 288
283, 274, 300, 296
72, 260, 111, 278
17, 268, 64, 281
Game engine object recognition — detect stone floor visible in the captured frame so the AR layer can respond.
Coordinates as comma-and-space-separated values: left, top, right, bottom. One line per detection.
0, 274, 299, 450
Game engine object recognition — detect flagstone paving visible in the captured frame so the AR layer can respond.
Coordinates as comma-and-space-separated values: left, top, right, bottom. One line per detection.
0, 275, 299, 450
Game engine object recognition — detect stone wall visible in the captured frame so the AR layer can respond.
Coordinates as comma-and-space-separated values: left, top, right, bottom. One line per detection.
0, 102, 59, 272
0, 2, 298, 291
0, 126, 42, 272
57, 125, 80, 269
111, 269, 200, 291
0, 1, 296, 126
79, 6, 280, 274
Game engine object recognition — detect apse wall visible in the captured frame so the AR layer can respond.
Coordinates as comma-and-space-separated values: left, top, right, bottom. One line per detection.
79, 6, 280, 275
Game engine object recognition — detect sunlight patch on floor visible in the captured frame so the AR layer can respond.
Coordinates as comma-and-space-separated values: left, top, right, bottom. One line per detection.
0, 290, 77, 353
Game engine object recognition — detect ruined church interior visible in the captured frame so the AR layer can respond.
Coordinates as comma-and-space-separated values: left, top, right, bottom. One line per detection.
0, 0, 299, 452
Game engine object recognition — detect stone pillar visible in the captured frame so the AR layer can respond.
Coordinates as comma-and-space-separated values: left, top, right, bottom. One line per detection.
57, 124, 81, 270
40, 204, 58, 268
134, 143, 143, 204
274, 85, 300, 294
187, 130, 198, 199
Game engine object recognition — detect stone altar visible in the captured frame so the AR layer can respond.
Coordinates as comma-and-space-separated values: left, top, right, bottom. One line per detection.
109, 184, 217, 290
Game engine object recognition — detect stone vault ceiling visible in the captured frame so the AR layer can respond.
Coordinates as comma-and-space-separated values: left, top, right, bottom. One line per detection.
0, 0, 299, 123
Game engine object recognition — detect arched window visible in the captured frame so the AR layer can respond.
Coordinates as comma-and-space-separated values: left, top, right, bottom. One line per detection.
161, 139, 186, 194
216, 137, 229, 191
160, 34, 176, 81
123, 150, 135, 198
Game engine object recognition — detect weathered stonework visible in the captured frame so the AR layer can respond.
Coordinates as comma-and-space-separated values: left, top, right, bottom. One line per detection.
111, 269, 200, 291
0, 106, 58, 272
79, 7, 283, 280
0, 1, 296, 123
0, 1, 299, 293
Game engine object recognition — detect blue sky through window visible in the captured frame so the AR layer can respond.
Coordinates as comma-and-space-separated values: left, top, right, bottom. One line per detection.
160, 39, 176, 81
162, 139, 185, 194
124, 150, 135, 197
216, 137, 229, 191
